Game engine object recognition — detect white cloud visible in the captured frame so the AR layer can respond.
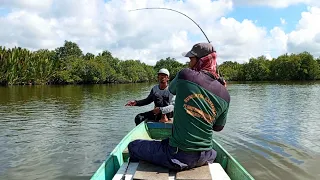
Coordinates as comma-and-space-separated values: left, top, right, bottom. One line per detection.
204, 17, 269, 63
265, 53, 273, 60
280, 18, 287, 25
268, 27, 288, 55
287, 6, 320, 57
232, 0, 319, 8
0, 0, 53, 12
0, 0, 320, 66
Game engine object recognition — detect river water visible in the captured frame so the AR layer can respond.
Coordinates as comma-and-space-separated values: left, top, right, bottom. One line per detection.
0, 82, 319, 180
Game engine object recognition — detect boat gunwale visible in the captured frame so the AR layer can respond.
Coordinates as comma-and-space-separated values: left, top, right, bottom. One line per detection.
211, 138, 255, 179
91, 122, 255, 180
90, 122, 150, 180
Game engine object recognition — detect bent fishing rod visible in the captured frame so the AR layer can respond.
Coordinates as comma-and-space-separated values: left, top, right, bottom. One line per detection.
128, 7, 224, 79
128, 7, 211, 43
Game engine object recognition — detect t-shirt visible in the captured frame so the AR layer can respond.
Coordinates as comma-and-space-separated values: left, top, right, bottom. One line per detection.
135, 84, 175, 114
168, 68, 230, 151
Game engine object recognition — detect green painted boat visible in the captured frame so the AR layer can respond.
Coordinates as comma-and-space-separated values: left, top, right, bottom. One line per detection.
90, 122, 255, 180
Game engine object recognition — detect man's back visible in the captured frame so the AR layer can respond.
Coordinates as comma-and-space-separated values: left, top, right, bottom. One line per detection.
127, 43, 229, 171
169, 68, 230, 151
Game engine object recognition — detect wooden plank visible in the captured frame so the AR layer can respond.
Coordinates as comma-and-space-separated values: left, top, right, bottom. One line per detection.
169, 170, 177, 180
123, 147, 129, 153
133, 161, 169, 180
113, 162, 139, 180
208, 163, 230, 180
176, 165, 212, 180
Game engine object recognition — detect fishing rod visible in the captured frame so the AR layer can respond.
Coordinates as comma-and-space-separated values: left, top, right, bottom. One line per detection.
128, 7, 211, 43
128, 7, 225, 83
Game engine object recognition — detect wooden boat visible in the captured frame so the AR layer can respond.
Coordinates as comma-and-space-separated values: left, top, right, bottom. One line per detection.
90, 122, 255, 180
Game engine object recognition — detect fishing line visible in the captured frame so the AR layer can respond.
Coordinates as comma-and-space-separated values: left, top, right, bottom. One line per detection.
128, 7, 224, 79
128, 7, 211, 43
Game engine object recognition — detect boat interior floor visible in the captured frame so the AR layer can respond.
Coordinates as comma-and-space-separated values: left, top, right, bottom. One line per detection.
113, 160, 230, 180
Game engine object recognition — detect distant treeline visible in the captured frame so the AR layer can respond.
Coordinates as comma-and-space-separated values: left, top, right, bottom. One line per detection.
0, 40, 187, 85
0, 40, 319, 85
219, 52, 320, 81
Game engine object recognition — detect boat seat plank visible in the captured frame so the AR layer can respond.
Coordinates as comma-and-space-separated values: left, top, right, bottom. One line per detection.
113, 160, 229, 180
176, 163, 230, 180
113, 162, 139, 180
133, 161, 169, 180
176, 165, 212, 180
208, 163, 230, 180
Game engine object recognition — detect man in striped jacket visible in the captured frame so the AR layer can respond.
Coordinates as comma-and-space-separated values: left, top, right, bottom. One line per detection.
125, 68, 175, 125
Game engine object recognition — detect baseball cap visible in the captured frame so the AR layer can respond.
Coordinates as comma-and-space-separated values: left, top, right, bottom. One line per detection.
158, 68, 170, 76
182, 42, 216, 58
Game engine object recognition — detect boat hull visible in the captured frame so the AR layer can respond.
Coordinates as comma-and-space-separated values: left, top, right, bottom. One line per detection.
90, 122, 255, 180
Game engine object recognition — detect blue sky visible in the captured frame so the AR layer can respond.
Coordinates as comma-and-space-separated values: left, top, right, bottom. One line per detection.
0, 7, 10, 17
227, 4, 308, 33
0, 0, 318, 64
0, 1, 308, 33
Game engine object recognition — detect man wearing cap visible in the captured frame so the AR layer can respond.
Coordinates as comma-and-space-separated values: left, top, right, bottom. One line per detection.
125, 68, 175, 125
128, 42, 230, 171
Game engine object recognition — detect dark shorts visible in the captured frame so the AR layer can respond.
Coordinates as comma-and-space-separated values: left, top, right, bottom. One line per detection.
128, 138, 217, 171
134, 111, 173, 126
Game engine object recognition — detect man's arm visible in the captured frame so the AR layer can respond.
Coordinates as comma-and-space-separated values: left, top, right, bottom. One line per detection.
212, 107, 229, 132
159, 95, 175, 114
135, 89, 154, 106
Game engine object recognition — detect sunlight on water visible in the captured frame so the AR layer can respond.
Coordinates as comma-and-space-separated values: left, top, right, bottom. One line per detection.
0, 82, 319, 180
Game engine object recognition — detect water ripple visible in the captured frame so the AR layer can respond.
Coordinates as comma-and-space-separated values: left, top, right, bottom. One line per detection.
1, 82, 320, 180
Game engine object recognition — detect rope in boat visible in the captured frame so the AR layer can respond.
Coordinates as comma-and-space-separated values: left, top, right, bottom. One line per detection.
120, 158, 131, 180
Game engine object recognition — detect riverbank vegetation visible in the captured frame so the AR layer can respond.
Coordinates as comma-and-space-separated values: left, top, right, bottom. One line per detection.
1, 41, 319, 85
219, 53, 320, 81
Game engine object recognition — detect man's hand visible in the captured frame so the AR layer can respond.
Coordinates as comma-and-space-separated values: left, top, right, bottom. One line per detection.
125, 100, 136, 106
152, 107, 161, 115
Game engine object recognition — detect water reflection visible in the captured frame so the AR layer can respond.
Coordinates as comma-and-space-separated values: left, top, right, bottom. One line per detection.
0, 83, 155, 180
0, 81, 319, 180
216, 81, 320, 180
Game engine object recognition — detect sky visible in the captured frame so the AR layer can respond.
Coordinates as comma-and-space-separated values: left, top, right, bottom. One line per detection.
0, 0, 320, 65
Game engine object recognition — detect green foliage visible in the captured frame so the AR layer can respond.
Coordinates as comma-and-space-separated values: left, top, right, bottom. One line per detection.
1, 41, 320, 85
84, 53, 95, 60
243, 56, 271, 81
154, 57, 187, 80
220, 53, 320, 81
55, 40, 83, 60
119, 60, 152, 83
0, 41, 158, 85
219, 61, 245, 81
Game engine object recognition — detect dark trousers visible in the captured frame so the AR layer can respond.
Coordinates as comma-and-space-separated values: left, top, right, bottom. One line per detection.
128, 138, 217, 171
134, 111, 173, 126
